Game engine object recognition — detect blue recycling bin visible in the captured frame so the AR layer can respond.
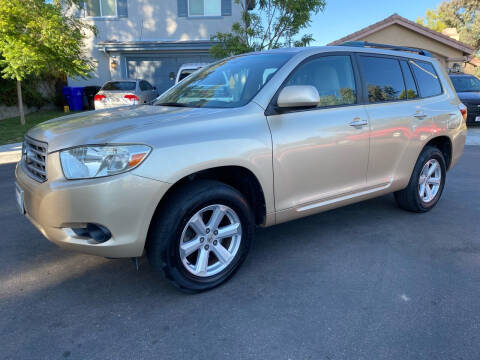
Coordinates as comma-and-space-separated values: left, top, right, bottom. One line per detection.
62, 86, 72, 108
70, 87, 84, 111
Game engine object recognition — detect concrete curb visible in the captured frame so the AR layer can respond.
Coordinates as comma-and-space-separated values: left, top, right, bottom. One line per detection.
0, 142, 22, 164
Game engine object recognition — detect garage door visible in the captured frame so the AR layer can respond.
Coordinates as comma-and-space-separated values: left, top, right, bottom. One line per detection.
126, 54, 213, 94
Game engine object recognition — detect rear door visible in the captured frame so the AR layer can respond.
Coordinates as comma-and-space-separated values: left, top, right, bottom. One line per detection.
357, 55, 422, 187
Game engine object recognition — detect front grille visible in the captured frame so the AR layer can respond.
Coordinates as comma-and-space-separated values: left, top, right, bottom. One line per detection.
22, 137, 48, 182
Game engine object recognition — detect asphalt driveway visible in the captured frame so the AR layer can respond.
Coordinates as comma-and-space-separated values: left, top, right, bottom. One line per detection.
1, 147, 479, 360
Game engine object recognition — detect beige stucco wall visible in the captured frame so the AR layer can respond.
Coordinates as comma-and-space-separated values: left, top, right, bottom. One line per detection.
359, 24, 465, 68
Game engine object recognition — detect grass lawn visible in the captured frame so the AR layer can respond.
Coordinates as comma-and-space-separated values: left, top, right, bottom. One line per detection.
0, 110, 67, 145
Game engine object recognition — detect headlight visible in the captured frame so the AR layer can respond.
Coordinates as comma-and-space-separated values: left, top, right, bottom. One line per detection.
60, 145, 151, 180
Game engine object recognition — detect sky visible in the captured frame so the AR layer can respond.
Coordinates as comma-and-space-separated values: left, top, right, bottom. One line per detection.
307, 0, 443, 45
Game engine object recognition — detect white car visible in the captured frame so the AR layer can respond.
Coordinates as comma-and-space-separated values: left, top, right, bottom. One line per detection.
94, 80, 159, 109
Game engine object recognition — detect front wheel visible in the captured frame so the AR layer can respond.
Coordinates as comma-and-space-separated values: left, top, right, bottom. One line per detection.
394, 146, 446, 213
147, 180, 254, 292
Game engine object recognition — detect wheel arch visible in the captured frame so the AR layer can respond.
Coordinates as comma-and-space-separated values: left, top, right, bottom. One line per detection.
150, 165, 268, 230
423, 135, 452, 169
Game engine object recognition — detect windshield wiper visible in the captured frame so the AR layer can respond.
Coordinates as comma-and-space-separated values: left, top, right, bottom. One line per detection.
156, 102, 190, 107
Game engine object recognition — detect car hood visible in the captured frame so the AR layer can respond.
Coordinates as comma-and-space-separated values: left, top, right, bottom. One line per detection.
457, 91, 480, 103
27, 105, 237, 152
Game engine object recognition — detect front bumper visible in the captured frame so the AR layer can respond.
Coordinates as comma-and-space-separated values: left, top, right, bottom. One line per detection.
15, 152, 170, 258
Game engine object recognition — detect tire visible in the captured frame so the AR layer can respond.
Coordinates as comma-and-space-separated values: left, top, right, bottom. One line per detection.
394, 146, 446, 213
147, 180, 254, 292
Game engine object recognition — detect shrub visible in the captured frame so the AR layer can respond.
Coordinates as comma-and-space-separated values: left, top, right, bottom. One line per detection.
0, 77, 50, 108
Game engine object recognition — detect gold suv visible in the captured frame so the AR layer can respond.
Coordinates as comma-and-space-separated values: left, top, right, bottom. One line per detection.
15, 44, 467, 291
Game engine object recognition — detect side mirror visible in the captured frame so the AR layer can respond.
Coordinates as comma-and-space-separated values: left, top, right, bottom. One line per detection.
153, 86, 156, 90
277, 85, 320, 108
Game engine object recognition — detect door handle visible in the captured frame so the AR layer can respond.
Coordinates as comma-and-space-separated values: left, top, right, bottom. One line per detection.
349, 118, 368, 127
413, 111, 427, 119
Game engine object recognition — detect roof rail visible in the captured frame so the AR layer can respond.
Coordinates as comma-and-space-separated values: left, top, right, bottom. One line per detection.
338, 41, 433, 57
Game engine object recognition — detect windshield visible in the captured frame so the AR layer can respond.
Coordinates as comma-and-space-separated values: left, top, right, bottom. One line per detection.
450, 76, 480, 92
155, 53, 293, 108
102, 81, 136, 91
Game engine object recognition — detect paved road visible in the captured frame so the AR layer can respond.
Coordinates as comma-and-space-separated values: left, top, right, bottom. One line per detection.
1, 147, 480, 360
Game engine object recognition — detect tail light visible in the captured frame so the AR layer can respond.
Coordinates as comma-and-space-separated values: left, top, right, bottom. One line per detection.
124, 94, 139, 104
94, 94, 106, 101
459, 103, 467, 122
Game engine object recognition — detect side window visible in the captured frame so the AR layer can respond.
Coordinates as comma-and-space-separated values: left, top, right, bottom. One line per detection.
410, 60, 442, 97
358, 56, 406, 103
144, 81, 153, 90
179, 70, 193, 82
285, 55, 357, 107
139, 81, 153, 91
400, 61, 419, 99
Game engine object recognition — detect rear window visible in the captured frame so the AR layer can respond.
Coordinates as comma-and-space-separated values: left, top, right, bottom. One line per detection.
358, 56, 405, 103
409, 60, 442, 97
102, 81, 136, 91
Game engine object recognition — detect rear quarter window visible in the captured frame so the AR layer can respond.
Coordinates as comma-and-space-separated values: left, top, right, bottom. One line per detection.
409, 60, 442, 97
139, 81, 153, 91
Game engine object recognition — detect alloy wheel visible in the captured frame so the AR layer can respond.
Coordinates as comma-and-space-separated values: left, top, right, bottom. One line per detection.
418, 159, 442, 203
179, 204, 242, 277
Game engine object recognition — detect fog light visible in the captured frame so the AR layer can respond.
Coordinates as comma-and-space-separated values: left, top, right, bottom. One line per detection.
72, 223, 112, 243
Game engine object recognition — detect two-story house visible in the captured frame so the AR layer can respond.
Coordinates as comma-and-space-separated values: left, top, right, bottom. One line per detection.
69, 0, 250, 93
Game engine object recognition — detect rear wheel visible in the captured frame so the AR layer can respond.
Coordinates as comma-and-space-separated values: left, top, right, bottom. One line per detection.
394, 146, 446, 213
147, 180, 254, 292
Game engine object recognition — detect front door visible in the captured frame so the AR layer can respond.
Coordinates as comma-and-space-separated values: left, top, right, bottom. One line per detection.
267, 54, 370, 212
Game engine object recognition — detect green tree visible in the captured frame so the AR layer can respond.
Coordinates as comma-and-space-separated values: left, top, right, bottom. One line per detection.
416, 9, 448, 32
0, 0, 95, 125
210, 0, 326, 59
417, 0, 480, 49
437, 0, 480, 49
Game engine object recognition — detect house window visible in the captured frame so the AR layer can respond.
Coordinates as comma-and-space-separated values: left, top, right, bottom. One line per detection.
189, 0, 221, 16
85, 0, 117, 17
